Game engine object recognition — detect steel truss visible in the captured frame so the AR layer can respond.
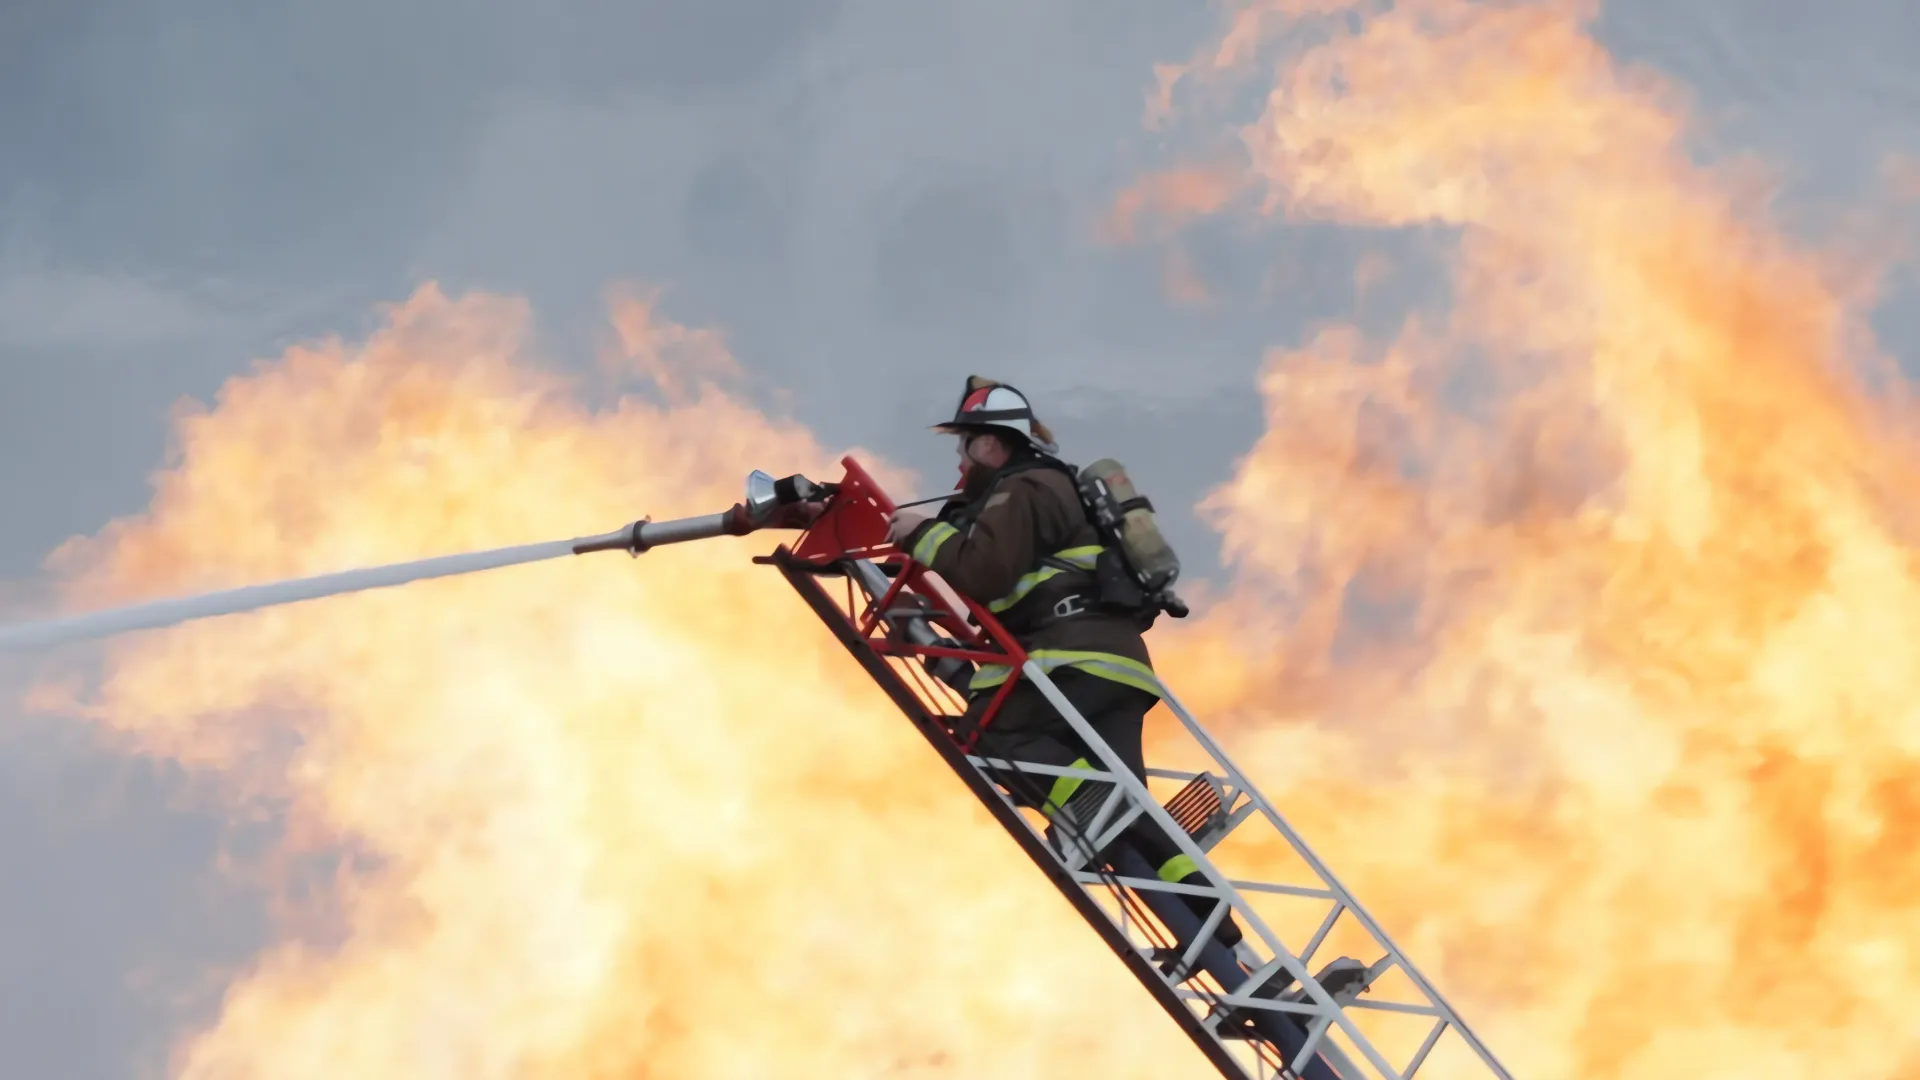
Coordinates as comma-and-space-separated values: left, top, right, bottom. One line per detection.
760, 457, 1513, 1080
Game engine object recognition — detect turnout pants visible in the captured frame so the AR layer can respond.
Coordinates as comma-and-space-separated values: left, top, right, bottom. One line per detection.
953, 668, 1243, 948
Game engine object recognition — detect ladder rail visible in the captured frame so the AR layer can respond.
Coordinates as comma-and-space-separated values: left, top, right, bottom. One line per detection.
777, 547, 1351, 1078
1020, 662, 1401, 1080
1029, 662, 1517, 1078
763, 457, 1515, 1080
1149, 679, 1515, 1078
762, 549, 1268, 1079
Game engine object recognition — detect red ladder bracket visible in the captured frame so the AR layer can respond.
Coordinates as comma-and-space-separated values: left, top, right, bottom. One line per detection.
785, 455, 1033, 752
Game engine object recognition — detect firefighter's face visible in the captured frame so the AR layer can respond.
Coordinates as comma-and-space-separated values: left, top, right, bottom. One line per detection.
958, 432, 1010, 470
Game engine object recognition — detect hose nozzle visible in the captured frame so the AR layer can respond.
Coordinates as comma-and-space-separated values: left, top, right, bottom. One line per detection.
748, 470, 839, 525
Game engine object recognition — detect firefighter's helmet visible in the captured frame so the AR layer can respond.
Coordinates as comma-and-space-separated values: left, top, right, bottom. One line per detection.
934, 376, 1056, 453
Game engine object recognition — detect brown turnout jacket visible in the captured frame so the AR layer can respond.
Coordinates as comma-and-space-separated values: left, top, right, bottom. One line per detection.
900, 458, 1157, 697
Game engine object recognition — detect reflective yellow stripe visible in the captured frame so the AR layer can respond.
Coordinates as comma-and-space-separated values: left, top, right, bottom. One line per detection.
1034, 649, 1162, 697
986, 545, 1104, 613
909, 521, 960, 566
971, 664, 1015, 690
1158, 853, 1199, 882
1040, 757, 1094, 819
969, 650, 1163, 698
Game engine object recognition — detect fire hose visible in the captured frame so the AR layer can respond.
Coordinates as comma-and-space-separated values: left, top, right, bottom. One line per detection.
0, 470, 835, 654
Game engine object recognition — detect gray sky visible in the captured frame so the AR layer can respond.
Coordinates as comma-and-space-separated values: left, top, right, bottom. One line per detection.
3, 1, 1919, 1075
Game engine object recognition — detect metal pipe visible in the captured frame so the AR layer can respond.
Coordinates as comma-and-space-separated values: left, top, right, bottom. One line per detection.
571, 470, 836, 557
568, 506, 754, 556
846, 559, 971, 692
637, 512, 739, 549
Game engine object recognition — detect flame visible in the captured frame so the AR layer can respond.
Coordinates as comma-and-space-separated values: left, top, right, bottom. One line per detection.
1100, 167, 1243, 245
28, 1, 1920, 1076
602, 283, 742, 402
1144, 0, 1920, 1076
34, 285, 1214, 1077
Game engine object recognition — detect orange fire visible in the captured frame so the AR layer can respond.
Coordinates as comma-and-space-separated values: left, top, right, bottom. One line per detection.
1144, 0, 1920, 1077
31, 287, 1214, 1077
24, 0, 1920, 1077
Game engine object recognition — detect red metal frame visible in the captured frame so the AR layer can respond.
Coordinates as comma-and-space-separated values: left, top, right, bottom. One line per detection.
787, 455, 1032, 753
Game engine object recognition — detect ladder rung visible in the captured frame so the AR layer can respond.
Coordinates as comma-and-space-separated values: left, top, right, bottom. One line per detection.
770, 542, 1515, 1080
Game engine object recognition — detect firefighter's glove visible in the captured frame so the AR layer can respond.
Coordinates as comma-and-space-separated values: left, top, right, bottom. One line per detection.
771, 500, 827, 529
886, 508, 932, 548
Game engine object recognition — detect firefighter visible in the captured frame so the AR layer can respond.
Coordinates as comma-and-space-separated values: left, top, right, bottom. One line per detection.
886, 375, 1246, 956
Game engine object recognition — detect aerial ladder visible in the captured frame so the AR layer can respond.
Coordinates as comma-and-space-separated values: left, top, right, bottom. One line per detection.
735, 458, 1515, 1080
0, 458, 1518, 1079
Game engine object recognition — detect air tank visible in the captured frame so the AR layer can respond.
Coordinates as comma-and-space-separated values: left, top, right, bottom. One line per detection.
1079, 458, 1180, 591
